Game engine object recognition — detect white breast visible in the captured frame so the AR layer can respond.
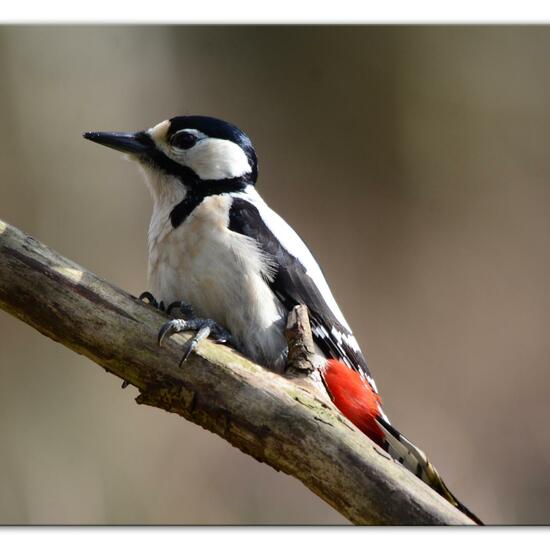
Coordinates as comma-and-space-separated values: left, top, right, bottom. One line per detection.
148, 194, 288, 371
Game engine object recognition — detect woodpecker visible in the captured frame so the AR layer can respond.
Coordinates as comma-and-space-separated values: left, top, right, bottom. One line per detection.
84, 116, 481, 524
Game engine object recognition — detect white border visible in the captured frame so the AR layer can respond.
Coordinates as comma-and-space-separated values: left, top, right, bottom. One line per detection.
3, 1, 550, 23
1, 2, 549, 543
2, 526, 550, 550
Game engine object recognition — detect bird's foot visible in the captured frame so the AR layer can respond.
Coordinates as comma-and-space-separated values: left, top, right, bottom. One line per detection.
139, 293, 195, 320
165, 300, 195, 319
141, 292, 226, 364
139, 291, 165, 311
158, 317, 232, 367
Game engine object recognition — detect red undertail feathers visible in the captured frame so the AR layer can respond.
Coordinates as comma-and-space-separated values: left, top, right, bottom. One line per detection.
321, 359, 483, 525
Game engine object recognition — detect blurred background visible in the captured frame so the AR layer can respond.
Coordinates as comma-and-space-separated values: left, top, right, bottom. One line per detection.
0, 25, 549, 525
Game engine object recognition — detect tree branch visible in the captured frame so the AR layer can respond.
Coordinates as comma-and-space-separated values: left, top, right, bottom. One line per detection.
285, 304, 318, 374
0, 218, 473, 525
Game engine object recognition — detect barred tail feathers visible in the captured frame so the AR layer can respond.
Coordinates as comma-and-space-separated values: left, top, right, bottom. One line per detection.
322, 359, 482, 525
375, 415, 483, 525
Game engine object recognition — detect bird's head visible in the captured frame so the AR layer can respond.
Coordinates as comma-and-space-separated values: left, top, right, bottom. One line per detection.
84, 116, 258, 212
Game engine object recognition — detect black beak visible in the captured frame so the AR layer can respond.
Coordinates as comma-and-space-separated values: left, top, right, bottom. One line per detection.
83, 131, 152, 154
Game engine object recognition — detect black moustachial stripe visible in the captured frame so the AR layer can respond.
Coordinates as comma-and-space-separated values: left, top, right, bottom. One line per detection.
134, 117, 260, 227
228, 197, 374, 384
132, 131, 252, 228
134, 131, 198, 182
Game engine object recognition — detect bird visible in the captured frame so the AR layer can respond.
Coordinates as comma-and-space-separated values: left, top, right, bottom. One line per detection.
83, 115, 482, 524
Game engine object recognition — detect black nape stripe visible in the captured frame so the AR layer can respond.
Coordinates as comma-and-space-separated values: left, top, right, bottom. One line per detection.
135, 117, 259, 228
169, 178, 248, 228
133, 130, 255, 228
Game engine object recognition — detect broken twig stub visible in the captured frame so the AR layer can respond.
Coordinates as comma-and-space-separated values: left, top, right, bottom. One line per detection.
285, 304, 320, 376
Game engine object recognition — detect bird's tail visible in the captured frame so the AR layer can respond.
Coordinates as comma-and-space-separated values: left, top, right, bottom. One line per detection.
374, 414, 483, 525
322, 359, 483, 525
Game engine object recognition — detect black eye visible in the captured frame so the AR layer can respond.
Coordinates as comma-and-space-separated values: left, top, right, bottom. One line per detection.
170, 131, 198, 150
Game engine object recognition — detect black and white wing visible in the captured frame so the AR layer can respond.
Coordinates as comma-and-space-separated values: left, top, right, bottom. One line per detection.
228, 190, 377, 392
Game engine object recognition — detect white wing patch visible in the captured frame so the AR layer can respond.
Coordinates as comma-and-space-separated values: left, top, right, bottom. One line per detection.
330, 326, 361, 353
328, 325, 378, 392
234, 187, 352, 331
312, 325, 330, 339
230, 186, 377, 391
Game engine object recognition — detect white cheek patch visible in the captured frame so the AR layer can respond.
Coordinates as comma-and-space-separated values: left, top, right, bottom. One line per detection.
172, 138, 251, 180
146, 122, 251, 181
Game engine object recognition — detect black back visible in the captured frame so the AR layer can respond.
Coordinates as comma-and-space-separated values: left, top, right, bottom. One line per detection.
228, 197, 375, 387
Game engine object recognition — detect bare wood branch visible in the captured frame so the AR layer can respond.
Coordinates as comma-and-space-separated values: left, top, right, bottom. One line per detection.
285, 304, 317, 374
284, 305, 331, 401
0, 218, 473, 525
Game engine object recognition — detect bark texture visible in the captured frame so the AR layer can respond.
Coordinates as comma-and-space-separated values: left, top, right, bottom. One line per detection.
0, 218, 473, 525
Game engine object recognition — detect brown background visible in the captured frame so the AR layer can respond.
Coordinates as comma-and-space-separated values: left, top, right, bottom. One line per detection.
0, 26, 549, 524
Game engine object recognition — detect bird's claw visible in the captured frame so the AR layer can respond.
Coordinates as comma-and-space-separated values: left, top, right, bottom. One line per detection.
178, 324, 213, 366
166, 300, 195, 319
158, 318, 188, 347
139, 291, 165, 311
140, 294, 195, 319
158, 317, 232, 366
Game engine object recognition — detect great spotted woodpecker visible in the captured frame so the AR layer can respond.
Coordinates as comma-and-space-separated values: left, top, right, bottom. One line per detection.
84, 116, 481, 524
